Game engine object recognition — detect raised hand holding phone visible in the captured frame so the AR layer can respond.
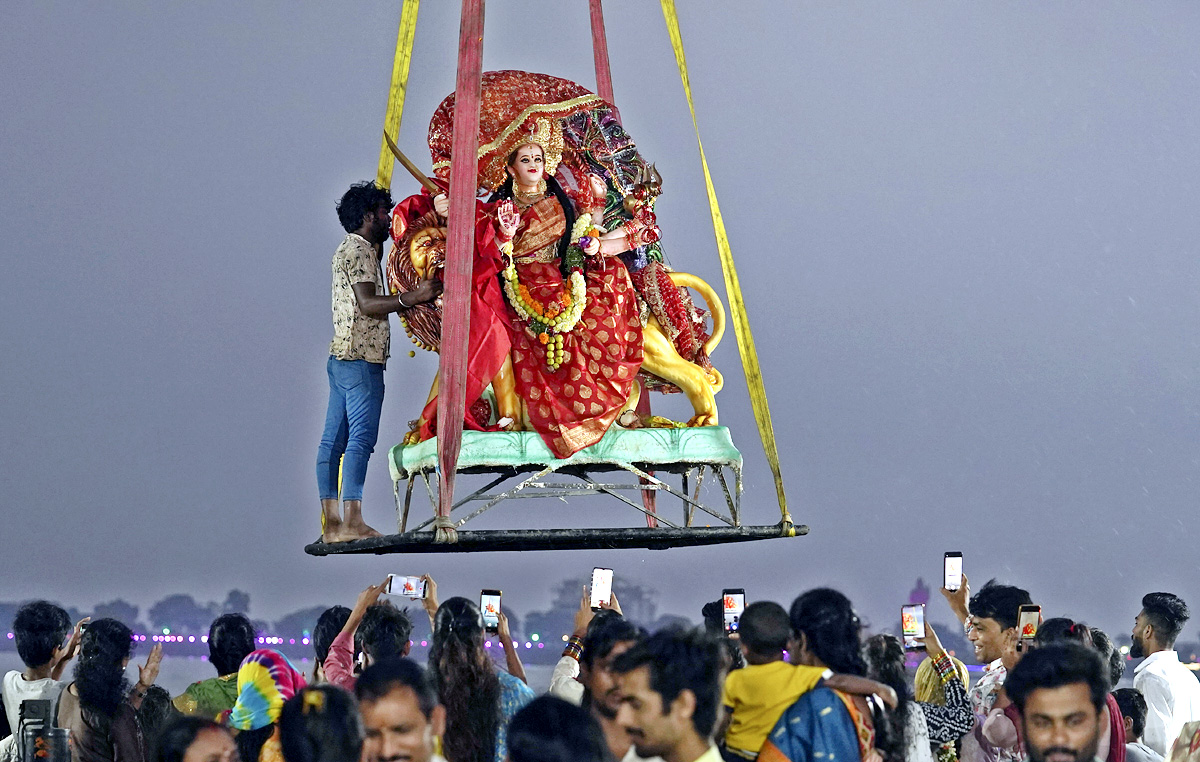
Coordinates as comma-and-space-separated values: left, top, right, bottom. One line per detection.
590, 568, 614, 611
901, 604, 926, 651
480, 589, 502, 633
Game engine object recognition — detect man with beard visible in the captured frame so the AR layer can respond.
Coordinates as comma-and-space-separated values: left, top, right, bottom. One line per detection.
942, 575, 1034, 762
550, 595, 654, 762
1130, 593, 1200, 756
612, 629, 723, 762
1004, 643, 1110, 762
355, 659, 446, 762
316, 181, 441, 544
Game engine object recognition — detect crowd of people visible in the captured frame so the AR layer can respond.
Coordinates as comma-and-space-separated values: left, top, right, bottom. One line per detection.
3, 575, 1199, 762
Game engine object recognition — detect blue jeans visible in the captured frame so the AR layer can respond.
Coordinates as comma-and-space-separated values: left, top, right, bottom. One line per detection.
316, 357, 385, 502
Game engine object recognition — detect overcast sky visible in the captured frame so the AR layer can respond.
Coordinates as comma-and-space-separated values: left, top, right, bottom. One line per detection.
2, 1, 1199, 645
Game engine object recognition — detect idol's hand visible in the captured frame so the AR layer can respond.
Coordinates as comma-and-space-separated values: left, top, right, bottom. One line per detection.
496, 200, 519, 240
433, 194, 449, 218
588, 174, 608, 202
583, 237, 600, 256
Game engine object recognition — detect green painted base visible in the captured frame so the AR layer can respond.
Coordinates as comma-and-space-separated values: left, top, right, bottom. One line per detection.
389, 426, 742, 481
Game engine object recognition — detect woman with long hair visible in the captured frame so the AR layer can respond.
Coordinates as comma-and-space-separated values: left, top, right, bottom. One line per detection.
759, 588, 884, 762
58, 618, 162, 762
428, 597, 533, 762
865, 628, 973, 762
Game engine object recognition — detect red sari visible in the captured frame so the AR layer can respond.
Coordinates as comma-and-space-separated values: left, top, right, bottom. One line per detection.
493, 195, 643, 457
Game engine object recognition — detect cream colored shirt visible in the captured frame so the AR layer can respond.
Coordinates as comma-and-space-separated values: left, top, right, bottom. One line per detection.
329, 233, 390, 364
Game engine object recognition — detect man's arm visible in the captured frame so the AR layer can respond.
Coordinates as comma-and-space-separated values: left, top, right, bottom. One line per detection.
939, 572, 972, 626
50, 618, 90, 681
1136, 672, 1174, 756
497, 612, 527, 685
352, 279, 441, 320
326, 578, 389, 689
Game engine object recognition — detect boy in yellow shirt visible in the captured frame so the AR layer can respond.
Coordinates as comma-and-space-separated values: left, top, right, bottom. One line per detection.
719, 601, 896, 761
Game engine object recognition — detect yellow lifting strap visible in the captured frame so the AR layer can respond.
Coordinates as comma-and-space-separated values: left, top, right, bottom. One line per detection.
660, 0, 791, 522
375, 0, 422, 189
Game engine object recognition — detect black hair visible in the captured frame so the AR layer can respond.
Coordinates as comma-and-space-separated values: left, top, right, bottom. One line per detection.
13, 601, 71, 669
487, 145, 577, 278
739, 602, 791, 657
968, 580, 1033, 631
357, 604, 413, 663
864, 634, 912, 762
336, 182, 393, 234
279, 685, 363, 762
152, 716, 230, 762
1005, 642, 1109, 715
581, 611, 645, 670
700, 601, 724, 636
1089, 628, 1125, 687
74, 618, 135, 717
1034, 618, 1093, 649
611, 627, 724, 739
209, 613, 257, 677
1112, 688, 1148, 740
355, 658, 438, 719
508, 696, 614, 762
1141, 592, 1190, 647
237, 725, 275, 762
313, 607, 351, 666
429, 597, 500, 762
788, 588, 866, 676
138, 685, 176, 743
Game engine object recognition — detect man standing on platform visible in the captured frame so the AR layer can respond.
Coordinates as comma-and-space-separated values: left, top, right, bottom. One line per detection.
317, 181, 441, 543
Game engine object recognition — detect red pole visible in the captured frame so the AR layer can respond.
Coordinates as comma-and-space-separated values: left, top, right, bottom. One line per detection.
435, 0, 486, 540
588, 0, 621, 121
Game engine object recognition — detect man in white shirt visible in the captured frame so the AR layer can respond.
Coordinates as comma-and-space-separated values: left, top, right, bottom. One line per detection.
612, 629, 724, 762
1131, 592, 1200, 756
355, 659, 447, 762
548, 592, 655, 762
1, 602, 84, 735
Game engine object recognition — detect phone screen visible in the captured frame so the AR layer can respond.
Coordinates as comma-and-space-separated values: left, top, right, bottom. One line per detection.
723, 589, 746, 634
901, 604, 926, 650
944, 552, 963, 592
388, 575, 426, 599
590, 568, 614, 610
480, 590, 502, 632
1018, 605, 1041, 643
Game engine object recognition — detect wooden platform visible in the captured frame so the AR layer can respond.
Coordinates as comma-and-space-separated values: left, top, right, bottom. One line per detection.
304, 522, 806, 555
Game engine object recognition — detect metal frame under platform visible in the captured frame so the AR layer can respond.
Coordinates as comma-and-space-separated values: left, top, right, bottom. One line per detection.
304, 428, 806, 556
305, 523, 806, 555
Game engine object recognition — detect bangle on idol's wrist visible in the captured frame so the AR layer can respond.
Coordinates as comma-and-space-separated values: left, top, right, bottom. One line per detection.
398, 293, 411, 309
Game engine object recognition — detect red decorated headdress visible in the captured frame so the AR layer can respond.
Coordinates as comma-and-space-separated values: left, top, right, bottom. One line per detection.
427, 70, 607, 192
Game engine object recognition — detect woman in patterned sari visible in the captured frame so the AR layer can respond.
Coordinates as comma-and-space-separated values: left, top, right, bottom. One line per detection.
760, 589, 890, 762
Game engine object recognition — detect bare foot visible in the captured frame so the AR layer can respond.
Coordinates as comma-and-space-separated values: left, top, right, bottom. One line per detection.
344, 520, 383, 540
322, 518, 360, 544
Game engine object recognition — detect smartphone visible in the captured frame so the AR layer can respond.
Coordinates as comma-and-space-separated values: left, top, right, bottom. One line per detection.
387, 574, 427, 599
901, 604, 926, 651
1017, 604, 1041, 650
590, 568, 614, 610
722, 589, 746, 634
944, 552, 963, 592
480, 589, 502, 633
